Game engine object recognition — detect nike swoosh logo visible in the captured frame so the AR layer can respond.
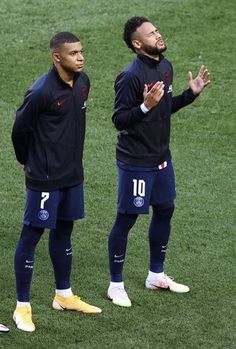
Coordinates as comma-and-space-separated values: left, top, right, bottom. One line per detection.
114, 254, 123, 258
57, 99, 67, 107
150, 283, 170, 291
146, 82, 154, 89
66, 247, 72, 252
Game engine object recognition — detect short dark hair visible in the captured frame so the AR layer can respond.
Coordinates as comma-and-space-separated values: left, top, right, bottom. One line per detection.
123, 16, 150, 52
50, 32, 80, 51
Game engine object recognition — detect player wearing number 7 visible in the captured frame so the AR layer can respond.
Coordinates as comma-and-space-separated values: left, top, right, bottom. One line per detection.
11, 32, 101, 332
107, 16, 210, 307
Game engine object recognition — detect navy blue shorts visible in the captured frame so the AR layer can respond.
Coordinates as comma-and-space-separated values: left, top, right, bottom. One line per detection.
23, 183, 84, 229
117, 159, 176, 214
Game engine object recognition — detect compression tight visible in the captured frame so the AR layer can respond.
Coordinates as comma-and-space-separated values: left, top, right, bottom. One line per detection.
108, 213, 138, 282
108, 201, 175, 282
49, 220, 73, 290
149, 201, 175, 273
15, 220, 74, 302
14, 224, 44, 302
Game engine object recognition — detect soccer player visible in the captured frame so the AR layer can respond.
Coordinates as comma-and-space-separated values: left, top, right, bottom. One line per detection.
12, 32, 102, 332
107, 16, 210, 307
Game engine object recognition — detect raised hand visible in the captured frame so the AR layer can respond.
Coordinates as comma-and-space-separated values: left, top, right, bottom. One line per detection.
189, 65, 210, 95
143, 81, 165, 110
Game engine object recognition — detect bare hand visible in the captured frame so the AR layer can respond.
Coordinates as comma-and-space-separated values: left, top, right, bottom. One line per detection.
189, 65, 210, 95
143, 81, 165, 110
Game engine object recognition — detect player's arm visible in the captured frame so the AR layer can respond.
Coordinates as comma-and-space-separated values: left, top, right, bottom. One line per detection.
113, 70, 165, 130
112, 72, 148, 130
12, 90, 43, 165
171, 65, 210, 114
171, 88, 198, 114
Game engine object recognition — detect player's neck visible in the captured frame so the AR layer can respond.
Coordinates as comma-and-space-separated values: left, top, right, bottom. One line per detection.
136, 49, 160, 62
56, 65, 75, 87
143, 52, 160, 61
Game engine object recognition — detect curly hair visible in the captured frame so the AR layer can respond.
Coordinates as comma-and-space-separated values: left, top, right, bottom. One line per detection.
123, 16, 150, 52
50, 32, 80, 51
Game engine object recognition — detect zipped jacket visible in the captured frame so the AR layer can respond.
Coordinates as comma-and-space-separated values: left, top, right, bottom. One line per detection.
112, 54, 198, 166
12, 66, 89, 191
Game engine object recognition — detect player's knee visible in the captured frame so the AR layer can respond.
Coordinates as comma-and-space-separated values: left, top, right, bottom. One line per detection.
152, 201, 175, 220
56, 220, 74, 232
20, 224, 44, 246
116, 212, 138, 231
51, 220, 74, 239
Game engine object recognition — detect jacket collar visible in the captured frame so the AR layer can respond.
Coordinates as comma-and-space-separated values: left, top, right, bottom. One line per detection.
137, 53, 164, 66
51, 65, 80, 87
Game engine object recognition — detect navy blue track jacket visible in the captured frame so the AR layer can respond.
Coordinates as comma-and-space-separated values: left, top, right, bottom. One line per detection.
12, 66, 90, 191
112, 54, 198, 166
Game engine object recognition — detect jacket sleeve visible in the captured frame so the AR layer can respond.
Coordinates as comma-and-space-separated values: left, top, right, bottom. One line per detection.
112, 71, 147, 131
171, 88, 198, 114
11, 89, 43, 165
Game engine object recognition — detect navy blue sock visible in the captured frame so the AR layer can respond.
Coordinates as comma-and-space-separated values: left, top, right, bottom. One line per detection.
149, 201, 175, 273
49, 220, 73, 290
14, 224, 44, 302
108, 213, 137, 282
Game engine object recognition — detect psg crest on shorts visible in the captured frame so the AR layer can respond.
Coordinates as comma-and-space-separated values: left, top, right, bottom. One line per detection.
38, 209, 49, 221
133, 196, 144, 207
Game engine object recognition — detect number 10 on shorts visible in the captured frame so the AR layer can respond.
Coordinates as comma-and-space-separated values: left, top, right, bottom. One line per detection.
133, 179, 145, 197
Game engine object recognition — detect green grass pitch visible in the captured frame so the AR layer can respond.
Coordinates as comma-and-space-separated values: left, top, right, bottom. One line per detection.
0, 0, 235, 348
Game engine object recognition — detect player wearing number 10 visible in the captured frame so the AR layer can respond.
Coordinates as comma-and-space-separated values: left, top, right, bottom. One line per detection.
107, 17, 210, 307
11, 32, 101, 332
